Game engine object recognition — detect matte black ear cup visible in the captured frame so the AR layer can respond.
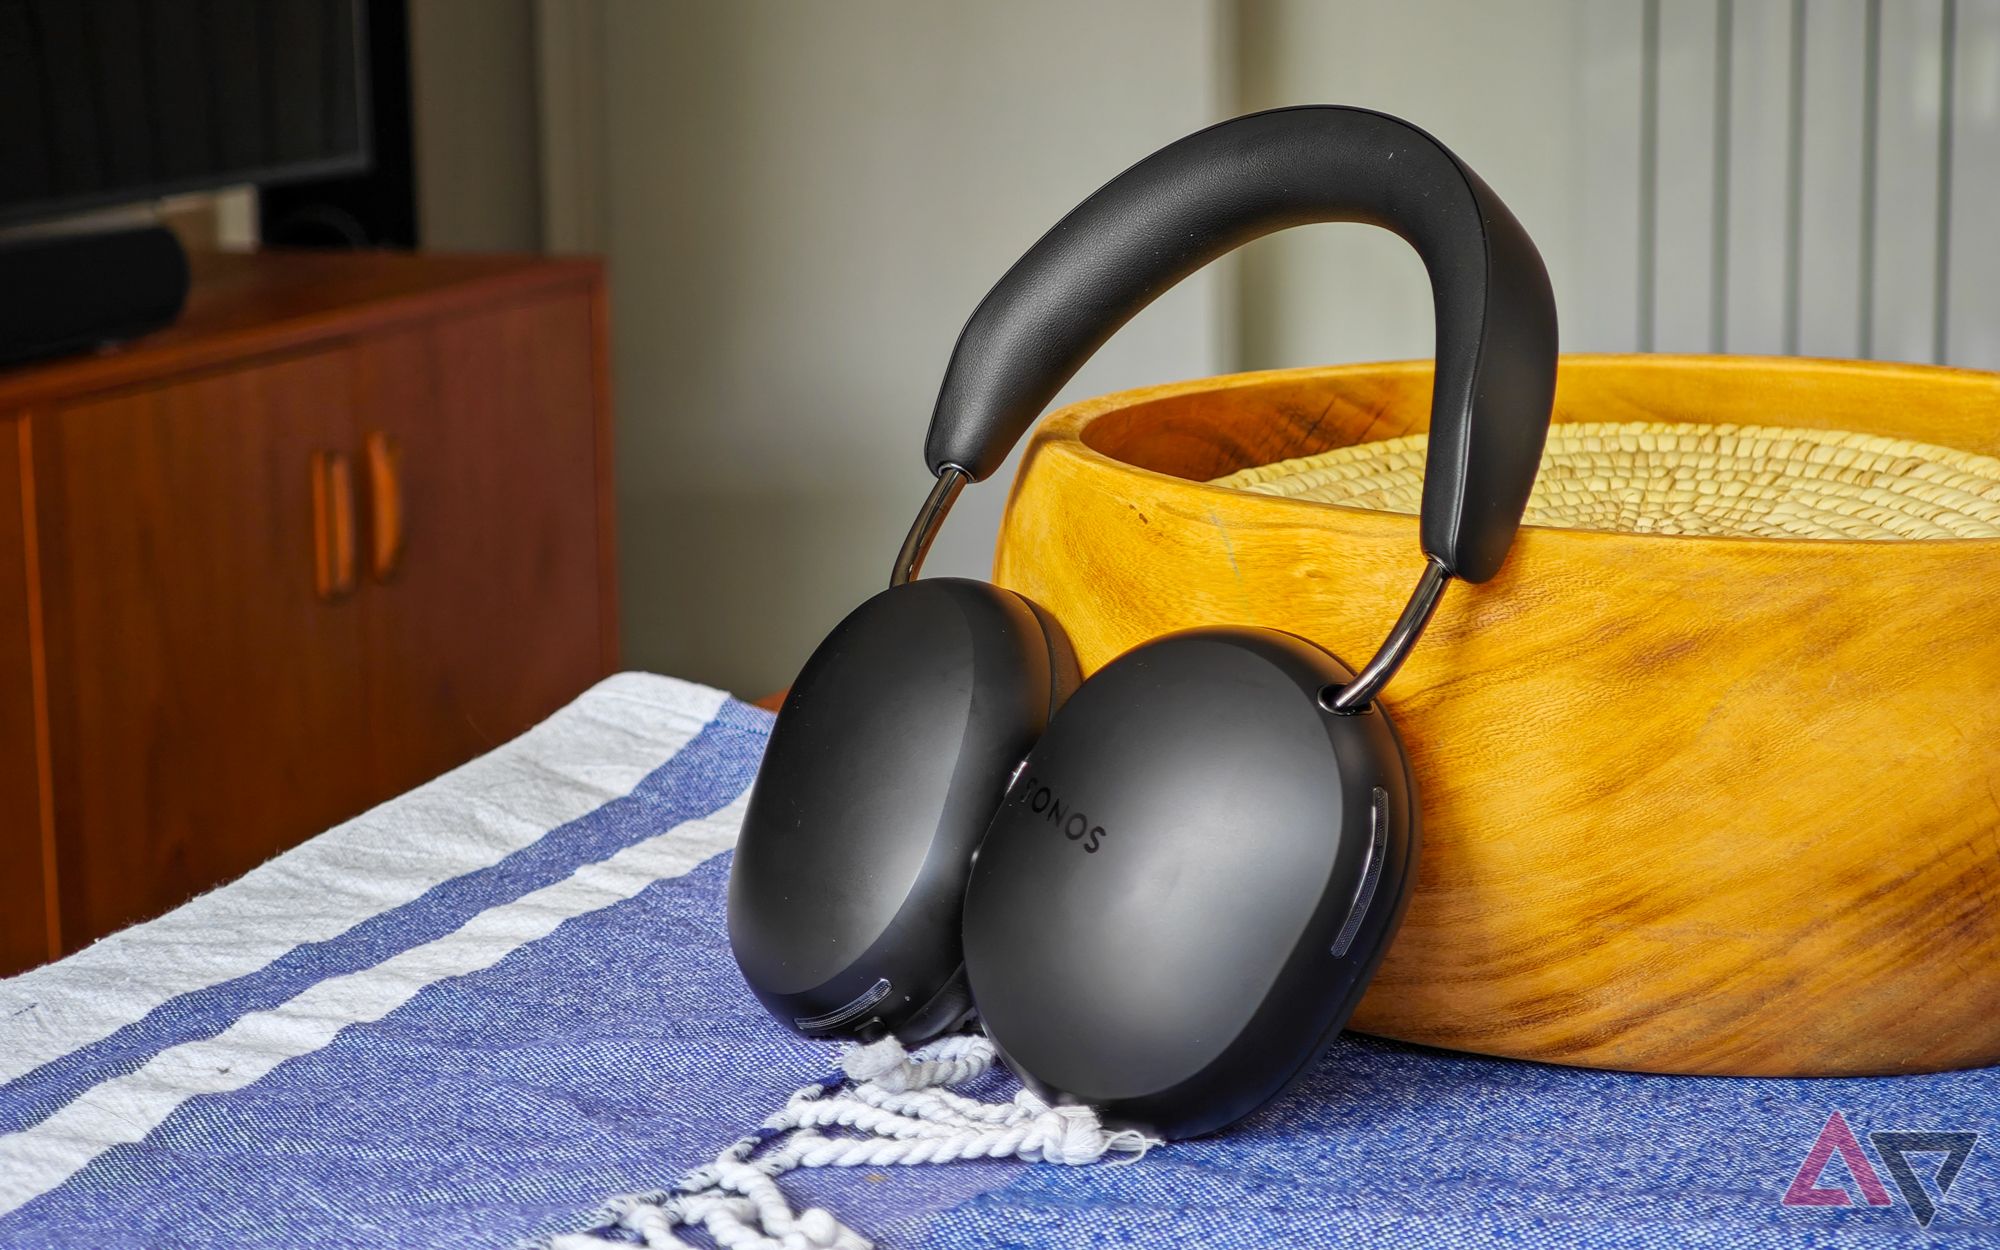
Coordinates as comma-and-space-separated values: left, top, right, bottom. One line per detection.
729, 577, 1078, 1042
962, 629, 1417, 1139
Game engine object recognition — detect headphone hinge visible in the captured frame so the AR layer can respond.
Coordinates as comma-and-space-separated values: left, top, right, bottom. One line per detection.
1322, 558, 1453, 714
892, 465, 971, 587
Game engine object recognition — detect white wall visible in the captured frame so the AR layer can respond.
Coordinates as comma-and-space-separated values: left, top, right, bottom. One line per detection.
410, 0, 544, 251
1233, 0, 1619, 369
587, 0, 1232, 696
504, 0, 1999, 695
1233, 0, 2000, 370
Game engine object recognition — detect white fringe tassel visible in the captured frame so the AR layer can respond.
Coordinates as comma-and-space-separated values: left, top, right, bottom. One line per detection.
545, 1033, 1157, 1250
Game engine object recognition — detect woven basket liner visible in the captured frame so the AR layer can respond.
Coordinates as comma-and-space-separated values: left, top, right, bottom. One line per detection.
1210, 421, 2000, 541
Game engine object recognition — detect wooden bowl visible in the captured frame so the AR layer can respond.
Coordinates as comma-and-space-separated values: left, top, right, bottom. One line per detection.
990, 354, 2000, 1077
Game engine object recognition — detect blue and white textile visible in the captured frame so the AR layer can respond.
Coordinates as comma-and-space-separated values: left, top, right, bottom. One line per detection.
2, 673, 1995, 1248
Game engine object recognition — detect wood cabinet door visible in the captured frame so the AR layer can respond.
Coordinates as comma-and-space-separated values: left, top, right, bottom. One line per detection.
352, 291, 611, 797
33, 352, 373, 943
0, 418, 57, 974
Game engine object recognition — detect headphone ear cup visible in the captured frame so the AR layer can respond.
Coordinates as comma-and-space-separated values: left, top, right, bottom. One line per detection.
963, 626, 1417, 1139
729, 577, 1077, 1043
1022, 594, 1083, 711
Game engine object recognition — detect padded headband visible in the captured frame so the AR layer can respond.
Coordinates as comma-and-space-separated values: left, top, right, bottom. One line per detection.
922, 105, 1558, 583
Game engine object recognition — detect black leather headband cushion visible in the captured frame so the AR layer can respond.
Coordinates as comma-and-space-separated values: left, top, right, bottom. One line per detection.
922, 105, 1558, 583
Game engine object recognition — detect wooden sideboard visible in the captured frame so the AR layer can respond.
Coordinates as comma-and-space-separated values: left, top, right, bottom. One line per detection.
0, 251, 618, 974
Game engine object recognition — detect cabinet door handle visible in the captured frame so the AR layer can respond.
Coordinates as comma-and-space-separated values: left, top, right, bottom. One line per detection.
364, 431, 404, 581
311, 450, 357, 600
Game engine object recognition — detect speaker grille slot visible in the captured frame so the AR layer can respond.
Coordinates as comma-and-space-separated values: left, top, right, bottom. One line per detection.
1332, 787, 1388, 959
792, 978, 891, 1034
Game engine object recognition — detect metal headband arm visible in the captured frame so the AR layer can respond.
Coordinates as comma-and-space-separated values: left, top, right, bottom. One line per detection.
894, 460, 1452, 711
1322, 558, 1452, 713
891, 465, 969, 587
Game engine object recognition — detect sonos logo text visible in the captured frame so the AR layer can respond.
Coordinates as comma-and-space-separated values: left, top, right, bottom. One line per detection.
1013, 776, 1106, 853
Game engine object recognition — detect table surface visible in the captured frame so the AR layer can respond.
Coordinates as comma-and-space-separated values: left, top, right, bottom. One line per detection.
1, 672, 1994, 1249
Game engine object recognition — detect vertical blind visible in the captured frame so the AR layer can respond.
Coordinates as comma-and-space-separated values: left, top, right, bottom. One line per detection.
1578, 0, 1998, 368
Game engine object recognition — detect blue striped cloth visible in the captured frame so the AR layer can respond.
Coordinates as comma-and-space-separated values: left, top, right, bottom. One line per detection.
2, 674, 1993, 1248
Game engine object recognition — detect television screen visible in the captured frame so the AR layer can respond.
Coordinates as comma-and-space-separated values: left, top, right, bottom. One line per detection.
0, 0, 367, 228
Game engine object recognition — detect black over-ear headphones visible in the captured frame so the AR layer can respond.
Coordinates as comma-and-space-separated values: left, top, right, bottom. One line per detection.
729, 106, 1558, 1140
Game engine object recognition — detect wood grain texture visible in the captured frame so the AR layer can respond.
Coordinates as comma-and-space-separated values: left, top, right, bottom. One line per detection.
352, 294, 611, 800
992, 353, 2000, 1077
0, 416, 58, 975
0, 250, 605, 413
33, 353, 376, 943
0, 252, 618, 965
587, 275, 622, 670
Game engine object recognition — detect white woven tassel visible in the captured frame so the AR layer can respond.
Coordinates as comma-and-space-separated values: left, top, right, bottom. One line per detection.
546, 1034, 1157, 1250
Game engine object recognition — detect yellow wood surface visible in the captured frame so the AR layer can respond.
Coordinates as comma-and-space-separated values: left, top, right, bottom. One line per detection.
991, 354, 2000, 1077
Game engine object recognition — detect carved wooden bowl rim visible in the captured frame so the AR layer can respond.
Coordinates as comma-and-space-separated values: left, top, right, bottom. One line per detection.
1033, 352, 2000, 553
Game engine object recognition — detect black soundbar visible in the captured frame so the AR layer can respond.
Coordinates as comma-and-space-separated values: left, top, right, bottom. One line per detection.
0, 225, 191, 368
